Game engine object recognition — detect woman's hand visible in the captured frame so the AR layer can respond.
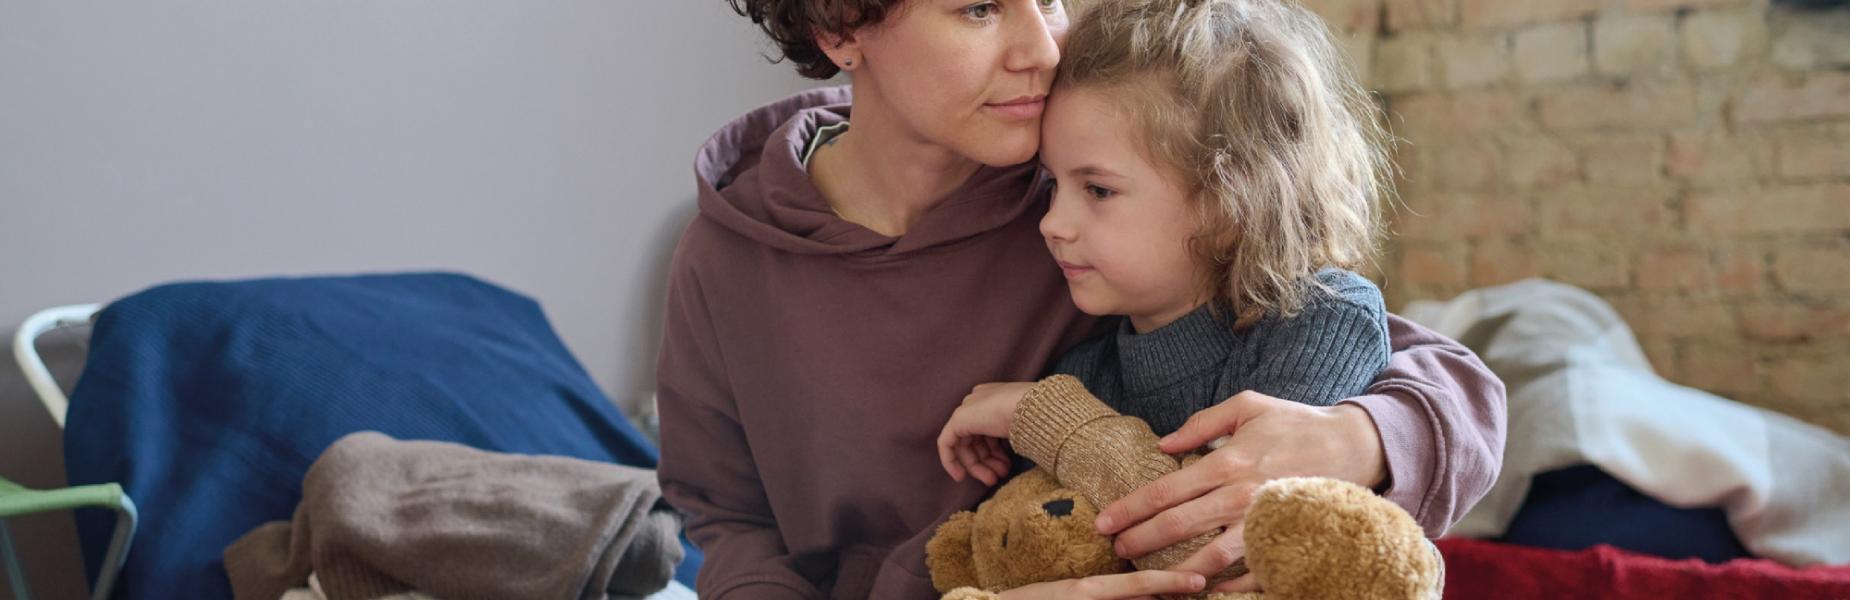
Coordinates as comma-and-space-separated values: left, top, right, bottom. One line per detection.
937, 382, 1037, 485
1092, 391, 1388, 589
995, 571, 1207, 600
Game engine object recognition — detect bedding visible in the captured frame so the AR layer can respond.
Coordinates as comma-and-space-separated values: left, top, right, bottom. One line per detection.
62, 272, 700, 598
1438, 538, 1850, 598
1405, 279, 1850, 567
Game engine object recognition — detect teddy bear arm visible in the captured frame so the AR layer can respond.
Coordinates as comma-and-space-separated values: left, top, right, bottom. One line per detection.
1053, 416, 1179, 506
1013, 376, 1180, 510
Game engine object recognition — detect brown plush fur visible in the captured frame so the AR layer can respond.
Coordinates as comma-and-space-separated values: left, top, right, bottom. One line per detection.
926, 469, 1128, 593
926, 471, 1441, 600
1240, 477, 1442, 600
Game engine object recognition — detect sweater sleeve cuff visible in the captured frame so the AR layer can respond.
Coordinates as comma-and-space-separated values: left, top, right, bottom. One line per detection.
1011, 375, 1119, 467
1341, 390, 1440, 533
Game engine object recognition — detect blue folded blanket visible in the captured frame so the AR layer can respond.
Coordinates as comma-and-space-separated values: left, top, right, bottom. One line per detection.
64, 272, 700, 599
1497, 464, 1749, 564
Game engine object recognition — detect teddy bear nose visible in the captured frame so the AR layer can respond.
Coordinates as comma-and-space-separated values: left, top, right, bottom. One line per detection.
1042, 499, 1075, 517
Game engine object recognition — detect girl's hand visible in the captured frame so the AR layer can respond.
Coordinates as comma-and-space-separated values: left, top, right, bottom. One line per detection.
994, 571, 1207, 600
1093, 390, 1388, 588
936, 381, 1037, 485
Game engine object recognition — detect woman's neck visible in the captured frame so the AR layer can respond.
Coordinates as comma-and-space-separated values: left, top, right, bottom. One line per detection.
809, 95, 984, 237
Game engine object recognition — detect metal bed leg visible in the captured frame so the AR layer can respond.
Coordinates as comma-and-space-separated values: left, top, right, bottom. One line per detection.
90, 498, 136, 600
2, 518, 32, 600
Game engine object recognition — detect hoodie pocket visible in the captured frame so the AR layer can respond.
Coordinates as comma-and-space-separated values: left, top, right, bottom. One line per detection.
830, 544, 887, 600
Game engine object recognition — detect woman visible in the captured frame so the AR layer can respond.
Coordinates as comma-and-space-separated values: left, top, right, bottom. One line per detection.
655, 1, 1505, 598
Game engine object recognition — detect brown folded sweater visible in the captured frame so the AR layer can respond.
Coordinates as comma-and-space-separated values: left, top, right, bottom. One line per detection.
224, 432, 682, 600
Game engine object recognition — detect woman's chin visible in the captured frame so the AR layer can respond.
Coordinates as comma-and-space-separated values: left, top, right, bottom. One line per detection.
960, 128, 1042, 167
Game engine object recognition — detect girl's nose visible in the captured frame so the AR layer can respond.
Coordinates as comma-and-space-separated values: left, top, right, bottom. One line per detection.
1040, 188, 1076, 242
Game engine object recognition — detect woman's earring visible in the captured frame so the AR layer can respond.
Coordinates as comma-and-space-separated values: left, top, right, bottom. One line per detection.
844, 58, 855, 67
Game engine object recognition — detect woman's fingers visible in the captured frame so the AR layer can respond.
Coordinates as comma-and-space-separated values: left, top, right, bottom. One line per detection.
1170, 521, 1246, 576
1111, 482, 1251, 559
1096, 457, 1226, 535
1212, 572, 1259, 593
1072, 570, 1206, 598
999, 571, 1206, 600
1158, 390, 1271, 454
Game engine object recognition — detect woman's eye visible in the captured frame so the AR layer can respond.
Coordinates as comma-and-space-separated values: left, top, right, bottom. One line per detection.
1085, 184, 1115, 200
963, 2, 999, 21
1039, 0, 1060, 10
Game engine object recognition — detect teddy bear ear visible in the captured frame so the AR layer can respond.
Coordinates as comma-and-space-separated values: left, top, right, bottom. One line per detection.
926, 511, 981, 593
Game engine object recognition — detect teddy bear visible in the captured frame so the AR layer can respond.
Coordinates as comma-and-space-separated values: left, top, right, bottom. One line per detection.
925, 375, 1443, 600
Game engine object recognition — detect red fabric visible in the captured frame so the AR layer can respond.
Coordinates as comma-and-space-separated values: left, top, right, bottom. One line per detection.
1437, 538, 1850, 599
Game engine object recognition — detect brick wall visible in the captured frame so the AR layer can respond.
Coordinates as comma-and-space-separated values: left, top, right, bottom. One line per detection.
1300, 0, 1850, 433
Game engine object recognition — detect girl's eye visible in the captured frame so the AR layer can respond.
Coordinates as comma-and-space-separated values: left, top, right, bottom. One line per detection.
963, 2, 999, 21
1039, 0, 1060, 10
1085, 184, 1115, 200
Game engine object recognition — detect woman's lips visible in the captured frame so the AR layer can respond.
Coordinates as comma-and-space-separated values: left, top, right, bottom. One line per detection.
986, 95, 1046, 120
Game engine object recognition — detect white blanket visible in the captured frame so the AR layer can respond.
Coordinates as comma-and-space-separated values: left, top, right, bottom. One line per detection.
1403, 279, 1850, 566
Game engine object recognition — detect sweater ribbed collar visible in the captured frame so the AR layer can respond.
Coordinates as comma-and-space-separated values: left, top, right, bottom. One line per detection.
1112, 303, 1239, 397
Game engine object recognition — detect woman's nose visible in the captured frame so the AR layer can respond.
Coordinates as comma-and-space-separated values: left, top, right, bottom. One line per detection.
1004, 4, 1061, 74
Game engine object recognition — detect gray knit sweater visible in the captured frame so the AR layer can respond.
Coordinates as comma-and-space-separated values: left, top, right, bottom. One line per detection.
1048, 269, 1391, 436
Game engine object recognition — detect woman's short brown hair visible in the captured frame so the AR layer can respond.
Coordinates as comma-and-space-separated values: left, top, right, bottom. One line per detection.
1057, 0, 1395, 319
728, 0, 909, 79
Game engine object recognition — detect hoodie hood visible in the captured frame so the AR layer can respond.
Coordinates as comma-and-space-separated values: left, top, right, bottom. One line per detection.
691, 86, 1044, 257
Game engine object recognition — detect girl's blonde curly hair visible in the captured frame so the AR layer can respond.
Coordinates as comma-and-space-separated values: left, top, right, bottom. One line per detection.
1056, 0, 1395, 319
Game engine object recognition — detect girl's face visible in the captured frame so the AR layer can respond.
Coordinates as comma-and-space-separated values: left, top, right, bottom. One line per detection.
851, 0, 1068, 166
1039, 86, 1206, 333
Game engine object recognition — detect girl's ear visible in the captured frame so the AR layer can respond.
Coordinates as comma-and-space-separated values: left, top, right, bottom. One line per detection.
926, 511, 981, 592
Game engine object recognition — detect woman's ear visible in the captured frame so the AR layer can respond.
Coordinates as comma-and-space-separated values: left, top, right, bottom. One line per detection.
926, 511, 981, 592
815, 30, 863, 71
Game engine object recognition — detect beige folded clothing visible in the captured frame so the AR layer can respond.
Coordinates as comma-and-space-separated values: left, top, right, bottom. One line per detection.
225, 432, 682, 600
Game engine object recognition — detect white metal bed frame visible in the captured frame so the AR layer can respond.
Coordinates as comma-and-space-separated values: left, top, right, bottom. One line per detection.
13, 304, 102, 428
7, 303, 133, 600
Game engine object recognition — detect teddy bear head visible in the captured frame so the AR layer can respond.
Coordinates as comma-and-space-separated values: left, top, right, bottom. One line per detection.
925, 467, 1130, 592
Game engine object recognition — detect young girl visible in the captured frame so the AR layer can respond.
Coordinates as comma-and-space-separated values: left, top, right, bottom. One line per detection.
937, 0, 1397, 577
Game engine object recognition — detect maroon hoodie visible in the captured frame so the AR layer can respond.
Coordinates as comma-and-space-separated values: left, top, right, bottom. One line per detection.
656, 87, 1506, 600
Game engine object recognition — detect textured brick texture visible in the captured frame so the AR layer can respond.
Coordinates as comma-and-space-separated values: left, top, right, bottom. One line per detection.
1296, 0, 1850, 433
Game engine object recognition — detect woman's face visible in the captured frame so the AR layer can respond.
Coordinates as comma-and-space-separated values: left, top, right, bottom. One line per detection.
850, 0, 1069, 166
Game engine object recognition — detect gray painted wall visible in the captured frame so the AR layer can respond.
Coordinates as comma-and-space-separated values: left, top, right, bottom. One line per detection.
0, 2, 816, 596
